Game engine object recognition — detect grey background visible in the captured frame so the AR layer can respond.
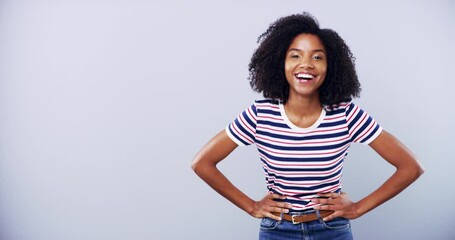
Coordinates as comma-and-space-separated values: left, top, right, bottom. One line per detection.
1, 0, 454, 239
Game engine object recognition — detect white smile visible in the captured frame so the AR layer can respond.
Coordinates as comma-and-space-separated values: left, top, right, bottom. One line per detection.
295, 73, 315, 80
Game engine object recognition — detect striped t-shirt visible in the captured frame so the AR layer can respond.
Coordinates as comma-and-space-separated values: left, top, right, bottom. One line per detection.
226, 99, 382, 211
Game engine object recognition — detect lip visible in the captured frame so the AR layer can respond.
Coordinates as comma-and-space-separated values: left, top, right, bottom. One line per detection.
294, 71, 316, 76
294, 71, 317, 83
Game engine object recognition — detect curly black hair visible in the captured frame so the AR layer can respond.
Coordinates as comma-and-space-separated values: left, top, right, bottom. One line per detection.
248, 12, 361, 106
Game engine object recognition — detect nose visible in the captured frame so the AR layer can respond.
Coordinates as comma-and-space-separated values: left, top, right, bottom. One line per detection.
299, 63, 314, 69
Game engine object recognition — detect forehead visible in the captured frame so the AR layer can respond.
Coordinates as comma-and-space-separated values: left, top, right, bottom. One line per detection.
288, 33, 325, 52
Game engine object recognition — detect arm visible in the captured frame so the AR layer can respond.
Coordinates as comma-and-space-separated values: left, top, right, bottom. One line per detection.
191, 130, 291, 220
313, 130, 424, 220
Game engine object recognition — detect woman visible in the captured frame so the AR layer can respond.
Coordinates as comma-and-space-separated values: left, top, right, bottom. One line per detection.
191, 12, 424, 240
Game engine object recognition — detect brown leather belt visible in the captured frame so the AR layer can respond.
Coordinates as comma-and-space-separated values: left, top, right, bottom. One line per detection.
273, 210, 334, 224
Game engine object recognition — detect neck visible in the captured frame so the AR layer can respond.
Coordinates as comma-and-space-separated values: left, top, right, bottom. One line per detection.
285, 94, 322, 117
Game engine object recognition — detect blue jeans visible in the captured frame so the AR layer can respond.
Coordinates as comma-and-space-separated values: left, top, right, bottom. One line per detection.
259, 211, 353, 240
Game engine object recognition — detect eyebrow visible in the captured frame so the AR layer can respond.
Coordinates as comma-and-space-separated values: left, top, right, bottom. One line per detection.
288, 48, 326, 54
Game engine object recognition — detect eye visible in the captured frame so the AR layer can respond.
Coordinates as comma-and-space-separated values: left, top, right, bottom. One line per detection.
313, 55, 324, 60
290, 54, 300, 59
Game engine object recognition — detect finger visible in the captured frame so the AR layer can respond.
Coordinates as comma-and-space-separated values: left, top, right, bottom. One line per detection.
312, 197, 332, 205
273, 201, 292, 208
270, 193, 287, 200
318, 192, 341, 199
265, 211, 282, 221
269, 206, 290, 214
313, 204, 333, 211
322, 211, 339, 221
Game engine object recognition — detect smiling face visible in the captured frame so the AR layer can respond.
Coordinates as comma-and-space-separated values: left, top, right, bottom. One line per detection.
284, 33, 327, 101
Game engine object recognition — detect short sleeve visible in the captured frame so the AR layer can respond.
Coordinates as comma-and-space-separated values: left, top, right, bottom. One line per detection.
225, 103, 257, 146
345, 102, 383, 145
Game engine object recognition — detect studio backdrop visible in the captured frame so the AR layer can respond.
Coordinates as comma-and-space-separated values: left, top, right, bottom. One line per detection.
1, 1, 454, 239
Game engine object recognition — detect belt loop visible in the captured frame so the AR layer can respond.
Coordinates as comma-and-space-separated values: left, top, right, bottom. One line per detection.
315, 209, 321, 219
278, 212, 283, 224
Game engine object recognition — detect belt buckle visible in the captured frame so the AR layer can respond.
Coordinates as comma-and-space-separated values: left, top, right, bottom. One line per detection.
291, 215, 300, 224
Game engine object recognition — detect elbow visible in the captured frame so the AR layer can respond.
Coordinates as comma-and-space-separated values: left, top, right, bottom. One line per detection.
191, 159, 199, 173
414, 156, 425, 177
398, 160, 425, 183
410, 162, 425, 181
416, 164, 425, 178
191, 156, 218, 179
191, 157, 207, 176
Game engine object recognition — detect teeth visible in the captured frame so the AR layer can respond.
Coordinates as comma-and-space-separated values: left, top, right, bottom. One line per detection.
296, 73, 314, 79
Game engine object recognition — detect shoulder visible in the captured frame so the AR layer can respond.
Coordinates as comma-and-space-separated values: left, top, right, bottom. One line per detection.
254, 98, 281, 110
254, 98, 280, 105
324, 101, 353, 114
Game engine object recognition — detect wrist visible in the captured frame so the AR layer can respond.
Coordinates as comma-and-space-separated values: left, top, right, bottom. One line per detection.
245, 199, 257, 217
352, 201, 365, 219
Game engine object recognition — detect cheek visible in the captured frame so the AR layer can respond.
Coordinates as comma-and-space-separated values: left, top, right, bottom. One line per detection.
319, 63, 328, 75
284, 63, 294, 76
284, 60, 292, 71
321, 69, 327, 76
285, 59, 299, 70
